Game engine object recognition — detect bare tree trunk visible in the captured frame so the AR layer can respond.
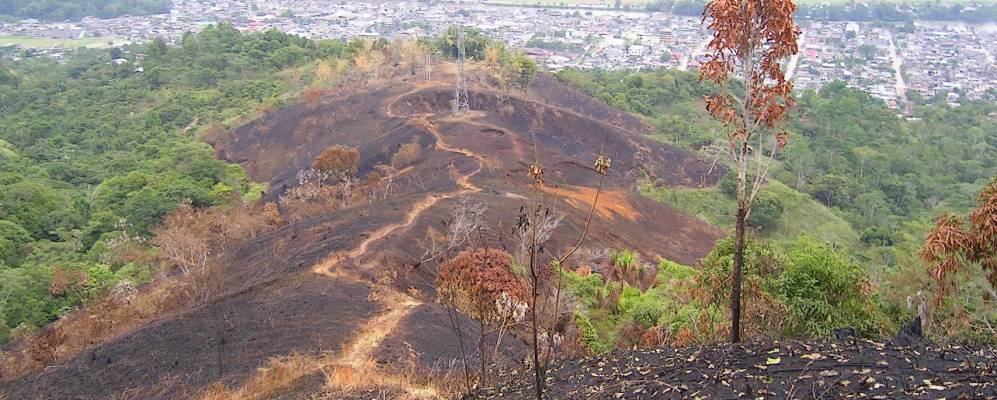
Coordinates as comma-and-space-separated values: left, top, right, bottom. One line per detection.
528, 202, 543, 400
446, 307, 472, 392
479, 319, 487, 386
731, 206, 747, 343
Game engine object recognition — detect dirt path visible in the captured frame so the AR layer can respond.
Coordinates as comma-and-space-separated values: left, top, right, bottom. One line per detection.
339, 291, 422, 367
310, 114, 483, 280
293, 107, 487, 398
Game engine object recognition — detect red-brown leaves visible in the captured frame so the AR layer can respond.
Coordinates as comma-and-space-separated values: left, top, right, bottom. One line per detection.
921, 178, 997, 302
705, 95, 736, 125
701, 0, 799, 136
921, 215, 969, 264
436, 248, 529, 323
312, 145, 360, 177
775, 131, 789, 149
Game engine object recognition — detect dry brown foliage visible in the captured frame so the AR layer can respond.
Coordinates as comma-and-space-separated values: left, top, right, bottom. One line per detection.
278, 167, 392, 223
312, 145, 360, 178
49, 268, 87, 296
437, 248, 530, 387
202, 354, 315, 400
0, 201, 285, 382
437, 248, 529, 323
199, 352, 458, 400
700, 0, 799, 132
109, 374, 192, 400
921, 178, 997, 303
391, 141, 423, 169
300, 87, 329, 109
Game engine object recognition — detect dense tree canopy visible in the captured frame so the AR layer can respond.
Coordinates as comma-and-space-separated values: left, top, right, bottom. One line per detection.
0, 0, 170, 21
0, 24, 350, 344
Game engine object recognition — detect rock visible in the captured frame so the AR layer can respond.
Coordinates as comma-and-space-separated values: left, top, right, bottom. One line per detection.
891, 316, 925, 347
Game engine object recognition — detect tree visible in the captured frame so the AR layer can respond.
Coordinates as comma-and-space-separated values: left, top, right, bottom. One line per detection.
436, 248, 529, 387
699, 0, 800, 342
0, 220, 31, 266
150, 201, 210, 275
750, 193, 784, 231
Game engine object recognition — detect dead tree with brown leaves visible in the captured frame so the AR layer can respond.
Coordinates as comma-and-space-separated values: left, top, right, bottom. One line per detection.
699, 0, 800, 343
921, 178, 997, 310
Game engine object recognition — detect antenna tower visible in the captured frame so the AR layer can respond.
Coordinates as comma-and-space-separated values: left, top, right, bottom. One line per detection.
453, 26, 470, 114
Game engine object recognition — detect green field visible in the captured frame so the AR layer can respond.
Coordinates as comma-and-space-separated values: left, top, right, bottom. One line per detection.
0, 36, 125, 49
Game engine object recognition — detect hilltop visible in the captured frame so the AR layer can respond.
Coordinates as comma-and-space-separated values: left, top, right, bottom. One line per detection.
0, 67, 724, 399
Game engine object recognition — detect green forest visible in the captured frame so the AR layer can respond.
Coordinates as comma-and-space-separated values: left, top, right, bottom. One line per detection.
0, 24, 353, 344
0, 0, 170, 21
556, 67, 996, 343
0, 23, 994, 349
0, 22, 543, 347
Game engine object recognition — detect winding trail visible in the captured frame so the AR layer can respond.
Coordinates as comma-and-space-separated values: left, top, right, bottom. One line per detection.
310, 114, 484, 279
298, 102, 487, 398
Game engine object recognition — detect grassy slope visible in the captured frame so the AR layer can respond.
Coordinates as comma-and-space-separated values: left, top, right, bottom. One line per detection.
640, 179, 861, 249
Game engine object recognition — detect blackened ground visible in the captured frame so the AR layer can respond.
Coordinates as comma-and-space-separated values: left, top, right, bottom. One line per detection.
1, 68, 728, 399
474, 339, 997, 399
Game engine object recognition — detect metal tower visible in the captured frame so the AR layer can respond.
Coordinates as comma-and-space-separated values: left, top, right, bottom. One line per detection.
453, 26, 470, 114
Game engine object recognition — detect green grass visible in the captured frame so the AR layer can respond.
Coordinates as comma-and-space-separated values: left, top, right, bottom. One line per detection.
0, 36, 123, 49
762, 180, 862, 249
639, 179, 862, 249
639, 183, 736, 229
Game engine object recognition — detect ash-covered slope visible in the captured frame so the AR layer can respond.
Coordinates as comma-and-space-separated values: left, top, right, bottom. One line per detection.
475, 338, 997, 399
1, 73, 724, 399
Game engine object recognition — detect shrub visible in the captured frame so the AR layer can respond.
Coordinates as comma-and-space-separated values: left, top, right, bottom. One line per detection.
391, 141, 422, 169
617, 286, 663, 329
436, 248, 529, 322
574, 313, 608, 354
777, 238, 879, 337
750, 193, 784, 230
695, 237, 784, 339
562, 269, 605, 310
656, 258, 696, 282
610, 249, 638, 270
311, 145, 360, 178
719, 169, 756, 198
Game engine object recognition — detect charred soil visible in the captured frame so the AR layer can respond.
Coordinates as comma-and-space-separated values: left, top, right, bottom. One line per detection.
474, 338, 997, 399
1, 72, 724, 399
